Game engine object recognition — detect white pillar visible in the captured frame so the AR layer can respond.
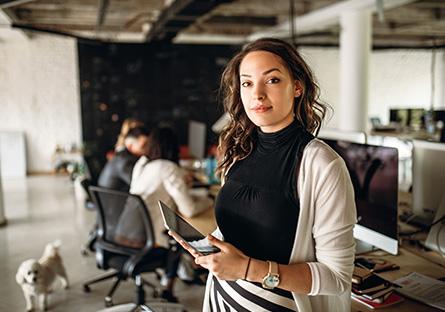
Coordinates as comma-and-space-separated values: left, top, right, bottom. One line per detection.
434, 50, 445, 109
0, 164, 6, 226
339, 10, 372, 132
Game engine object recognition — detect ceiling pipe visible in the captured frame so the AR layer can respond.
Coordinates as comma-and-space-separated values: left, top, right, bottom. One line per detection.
248, 0, 416, 41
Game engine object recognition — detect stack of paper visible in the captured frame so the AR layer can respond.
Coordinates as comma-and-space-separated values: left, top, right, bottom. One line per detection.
393, 272, 445, 311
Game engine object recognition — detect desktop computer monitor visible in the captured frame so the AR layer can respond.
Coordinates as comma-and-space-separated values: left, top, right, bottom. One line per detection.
412, 140, 445, 224
323, 139, 399, 255
434, 109, 445, 123
188, 120, 206, 159
389, 108, 425, 130
390, 108, 408, 127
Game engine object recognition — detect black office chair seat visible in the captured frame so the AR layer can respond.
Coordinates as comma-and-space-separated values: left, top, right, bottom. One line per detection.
106, 248, 168, 278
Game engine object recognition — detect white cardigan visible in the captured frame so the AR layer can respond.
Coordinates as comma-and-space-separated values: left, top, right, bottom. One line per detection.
130, 157, 212, 247
202, 139, 357, 312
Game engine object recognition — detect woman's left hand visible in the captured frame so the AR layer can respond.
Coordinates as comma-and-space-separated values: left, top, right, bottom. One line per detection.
195, 235, 249, 281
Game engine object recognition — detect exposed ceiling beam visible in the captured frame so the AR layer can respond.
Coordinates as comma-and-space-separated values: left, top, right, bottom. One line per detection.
0, 0, 35, 9
145, 0, 192, 41
173, 32, 245, 44
96, 0, 110, 29
0, 8, 11, 24
145, 0, 233, 42
248, 0, 417, 41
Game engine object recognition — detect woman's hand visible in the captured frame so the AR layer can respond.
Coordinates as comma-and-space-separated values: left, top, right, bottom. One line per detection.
195, 235, 249, 281
167, 231, 249, 281
168, 230, 203, 258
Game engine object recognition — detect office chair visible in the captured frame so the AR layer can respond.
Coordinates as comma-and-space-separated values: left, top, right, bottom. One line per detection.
79, 176, 98, 256
79, 154, 105, 255
83, 186, 168, 309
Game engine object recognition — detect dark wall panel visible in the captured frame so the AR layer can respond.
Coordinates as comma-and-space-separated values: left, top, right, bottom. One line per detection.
78, 41, 239, 161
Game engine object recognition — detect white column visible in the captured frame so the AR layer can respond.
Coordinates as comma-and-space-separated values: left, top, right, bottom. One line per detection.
0, 164, 6, 226
339, 10, 372, 132
434, 50, 445, 109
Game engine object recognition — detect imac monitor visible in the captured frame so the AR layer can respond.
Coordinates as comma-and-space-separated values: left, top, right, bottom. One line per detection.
389, 108, 408, 127
412, 140, 445, 224
409, 108, 425, 130
434, 110, 445, 123
323, 140, 399, 255
188, 120, 206, 159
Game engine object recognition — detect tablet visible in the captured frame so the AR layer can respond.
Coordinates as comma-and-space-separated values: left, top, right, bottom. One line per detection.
158, 200, 220, 255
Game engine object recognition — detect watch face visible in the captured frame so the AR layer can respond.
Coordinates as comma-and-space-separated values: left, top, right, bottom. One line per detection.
264, 275, 280, 289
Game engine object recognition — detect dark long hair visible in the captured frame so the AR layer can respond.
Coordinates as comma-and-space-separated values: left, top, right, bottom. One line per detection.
146, 126, 179, 164
217, 38, 328, 176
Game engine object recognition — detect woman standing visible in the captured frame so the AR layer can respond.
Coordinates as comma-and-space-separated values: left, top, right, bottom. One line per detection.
174, 38, 357, 312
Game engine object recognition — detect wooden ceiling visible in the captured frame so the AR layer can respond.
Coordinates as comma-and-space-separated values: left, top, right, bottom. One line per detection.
1, 0, 444, 48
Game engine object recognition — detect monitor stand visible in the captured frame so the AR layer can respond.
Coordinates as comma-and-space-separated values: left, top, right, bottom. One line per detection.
355, 239, 379, 255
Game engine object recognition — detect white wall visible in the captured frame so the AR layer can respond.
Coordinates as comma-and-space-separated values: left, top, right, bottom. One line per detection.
301, 47, 438, 128
0, 27, 439, 171
0, 28, 81, 173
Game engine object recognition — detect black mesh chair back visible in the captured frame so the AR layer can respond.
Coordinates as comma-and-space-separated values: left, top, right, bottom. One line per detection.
89, 186, 155, 250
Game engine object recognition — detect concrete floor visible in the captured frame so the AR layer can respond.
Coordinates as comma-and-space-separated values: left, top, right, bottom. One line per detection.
0, 175, 204, 312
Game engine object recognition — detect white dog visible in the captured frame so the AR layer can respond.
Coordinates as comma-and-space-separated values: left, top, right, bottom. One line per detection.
16, 241, 69, 311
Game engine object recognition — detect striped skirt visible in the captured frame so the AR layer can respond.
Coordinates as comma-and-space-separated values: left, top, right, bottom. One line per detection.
209, 276, 298, 312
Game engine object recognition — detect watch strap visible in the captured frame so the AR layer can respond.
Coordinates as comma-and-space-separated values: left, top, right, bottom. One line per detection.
269, 261, 279, 276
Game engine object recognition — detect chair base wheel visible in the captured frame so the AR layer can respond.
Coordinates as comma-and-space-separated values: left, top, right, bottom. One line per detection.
105, 296, 113, 307
83, 285, 91, 293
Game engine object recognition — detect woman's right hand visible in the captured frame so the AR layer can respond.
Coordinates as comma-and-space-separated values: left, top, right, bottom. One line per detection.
168, 230, 202, 258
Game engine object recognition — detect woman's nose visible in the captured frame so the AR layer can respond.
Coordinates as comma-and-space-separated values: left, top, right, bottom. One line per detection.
252, 84, 265, 100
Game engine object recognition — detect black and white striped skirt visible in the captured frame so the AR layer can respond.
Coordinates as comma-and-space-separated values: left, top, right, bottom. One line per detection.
209, 276, 298, 312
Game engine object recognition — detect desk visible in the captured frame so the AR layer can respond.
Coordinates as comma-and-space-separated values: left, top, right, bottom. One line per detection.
183, 206, 217, 236
352, 247, 445, 311
369, 129, 439, 142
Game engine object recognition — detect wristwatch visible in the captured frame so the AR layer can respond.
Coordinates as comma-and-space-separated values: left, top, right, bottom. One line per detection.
262, 261, 280, 289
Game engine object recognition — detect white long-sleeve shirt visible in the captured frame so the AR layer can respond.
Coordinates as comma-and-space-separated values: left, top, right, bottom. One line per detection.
203, 139, 357, 312
130, 157, 213, 247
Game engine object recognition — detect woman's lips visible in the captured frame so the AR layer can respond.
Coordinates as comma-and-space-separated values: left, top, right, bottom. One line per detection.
251, 106, 272, 113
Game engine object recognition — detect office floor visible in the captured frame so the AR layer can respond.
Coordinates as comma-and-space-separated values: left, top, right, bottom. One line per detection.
0, 175, 204, 312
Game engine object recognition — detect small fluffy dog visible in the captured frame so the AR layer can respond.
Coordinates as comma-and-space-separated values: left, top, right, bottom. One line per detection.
16, 241, 69, 311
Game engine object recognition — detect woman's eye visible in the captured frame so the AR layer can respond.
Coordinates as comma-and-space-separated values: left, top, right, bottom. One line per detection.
241, 81, 251, 87
266, 78, 280, 84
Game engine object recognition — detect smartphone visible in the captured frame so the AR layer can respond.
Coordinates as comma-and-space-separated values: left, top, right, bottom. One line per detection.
158, 200, 220, 255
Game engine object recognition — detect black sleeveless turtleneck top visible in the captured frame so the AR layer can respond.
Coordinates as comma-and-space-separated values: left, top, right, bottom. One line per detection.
215, 121, 314, 264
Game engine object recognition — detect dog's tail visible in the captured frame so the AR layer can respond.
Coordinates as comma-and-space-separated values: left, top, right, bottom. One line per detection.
42, 240, 62, 258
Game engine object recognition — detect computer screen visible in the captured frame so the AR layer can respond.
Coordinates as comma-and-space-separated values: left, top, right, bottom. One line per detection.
389, 108, 425, 130
323, 139, 399, 255
188, 120, 206, 159
389, 108, 408, 127
409, 108, 425, 130
412, 140, 445, 223
434, 110, 445, 124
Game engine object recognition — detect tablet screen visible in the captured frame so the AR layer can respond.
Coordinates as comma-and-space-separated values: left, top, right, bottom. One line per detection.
158, 200, 220, 255
158, 200, 205, 240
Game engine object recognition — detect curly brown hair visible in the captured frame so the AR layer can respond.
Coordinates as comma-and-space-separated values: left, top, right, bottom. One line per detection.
217, 38, 328, 176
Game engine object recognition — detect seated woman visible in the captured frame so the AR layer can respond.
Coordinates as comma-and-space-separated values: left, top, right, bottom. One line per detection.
115, 125, 213, 302
130, 125, 213, 246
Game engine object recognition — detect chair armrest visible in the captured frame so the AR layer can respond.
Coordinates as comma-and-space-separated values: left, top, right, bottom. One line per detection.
96, 240, 140, 256
122, 246, 155, 277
